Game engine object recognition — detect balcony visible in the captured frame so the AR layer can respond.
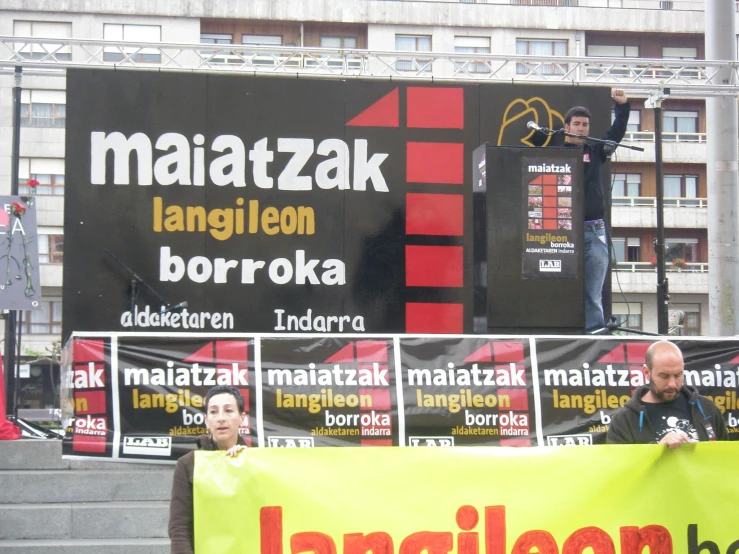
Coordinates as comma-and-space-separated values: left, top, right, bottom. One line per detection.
612, 262, 708, 294
614, 132, 707, 164
612, 198, 707, 228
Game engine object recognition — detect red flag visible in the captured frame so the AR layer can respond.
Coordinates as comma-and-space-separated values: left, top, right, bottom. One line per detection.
0, 350, 21, 440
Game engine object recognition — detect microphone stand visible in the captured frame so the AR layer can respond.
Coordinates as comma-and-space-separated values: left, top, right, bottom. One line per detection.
535, 127, 645, 155
105, 250, 186, 328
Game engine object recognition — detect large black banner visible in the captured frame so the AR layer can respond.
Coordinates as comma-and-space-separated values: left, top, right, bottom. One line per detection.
399, 337, 534, 446
64, 70, 610, 337
61, 334, 739, 461
535, 338, 739, 445
260, 337, 398, 446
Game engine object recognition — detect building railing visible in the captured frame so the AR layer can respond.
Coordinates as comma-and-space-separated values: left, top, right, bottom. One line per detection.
614, 261, 708, 272
622, 131, 706, 143
612, 196, 708, 208
381, 0, 704, 9
2, 37, 739, 96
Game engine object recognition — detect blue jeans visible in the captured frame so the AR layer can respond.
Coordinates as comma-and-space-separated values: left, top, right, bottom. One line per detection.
584, 225, 609, 332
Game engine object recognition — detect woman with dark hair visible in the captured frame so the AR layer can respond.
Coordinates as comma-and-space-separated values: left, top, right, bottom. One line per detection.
168, 385, 247, 554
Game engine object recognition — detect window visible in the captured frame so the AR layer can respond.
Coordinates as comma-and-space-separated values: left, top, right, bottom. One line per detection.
21, 299, 62, 335
662, 47, 699, 78
665, 238, 698, 263
611, 302, 642, 332
19, 158, 65, 196
320, 36, 357, 49
14, 20, 72, 60
37, 234, 64, 264
516, 39, 567, 75
612, 109, 640, 133
103, 24, 161, 63
664, 175, 698, 205
611, 237, 641, 263
317, 36, 360, 69
454, 36, 490, 74
587, 45, 638, 77
242, 34, 282, 46
21, 90, 66, 128
588, 45, 639, 58
395, 35, 432, 72
242, 34, 283, 66
663, 110, 698, 141
612, 173, 641, 199
662, 47, 697, 60
672, 304, 701, 335
200, 33, 235, 64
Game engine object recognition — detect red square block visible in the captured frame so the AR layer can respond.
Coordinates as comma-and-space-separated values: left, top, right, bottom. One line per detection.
361, 439, 393, 447
237, 388, 250, 410
359, 389, 392, 411
406, 303, 463, 333
498, 388, 529, 411
406, 245, 463, 288
406, 193, 463, 236
73, 433, 107, 454
74, 339, 105, 363
74, 391, 106, 415
543, 185, 557, 197
492, 341, 524, 362
216, 340, 248, 363
500, 438, 531, 447
407, 142, 464, 184
543, 219, 558, 230
626, 342, 650, 364
543, 196, 558, 207
356, 341, 389, 363
407, 87, 464, 129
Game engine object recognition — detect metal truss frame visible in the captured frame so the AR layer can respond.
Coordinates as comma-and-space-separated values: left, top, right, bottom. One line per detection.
0, 36, 737, 97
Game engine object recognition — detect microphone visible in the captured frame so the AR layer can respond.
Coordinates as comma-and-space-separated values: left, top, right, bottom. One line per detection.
527, 121, 544, 132
162, 301, 188, 313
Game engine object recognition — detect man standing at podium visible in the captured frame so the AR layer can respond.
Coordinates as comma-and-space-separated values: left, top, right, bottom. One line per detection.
563, 89, 630, 333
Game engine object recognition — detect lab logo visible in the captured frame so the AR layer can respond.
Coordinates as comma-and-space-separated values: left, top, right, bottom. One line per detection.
408, 436, 454, 447
122, 436, 172, 457
267, 436, 315, 448
546, 434, 593, 446
540, 259, 562, 272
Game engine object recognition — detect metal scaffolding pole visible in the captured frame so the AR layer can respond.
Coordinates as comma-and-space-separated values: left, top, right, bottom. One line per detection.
4, 67, 21, 417
705, 0, 739, 335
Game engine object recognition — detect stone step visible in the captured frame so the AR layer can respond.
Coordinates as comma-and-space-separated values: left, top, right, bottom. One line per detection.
0, 439, 177, 471
0, 502, 169, 541
0, 440, 68, 471
0, 538, 170, 554
0, 469, 174, 504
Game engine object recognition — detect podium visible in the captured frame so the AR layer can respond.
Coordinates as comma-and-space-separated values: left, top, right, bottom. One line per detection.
472, 145, 585, 334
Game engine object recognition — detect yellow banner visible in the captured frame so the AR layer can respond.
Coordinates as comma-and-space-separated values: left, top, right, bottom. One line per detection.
194, 444, 739, 554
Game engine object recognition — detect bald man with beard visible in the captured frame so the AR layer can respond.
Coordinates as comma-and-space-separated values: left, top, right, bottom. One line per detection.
607, 341, 728, 446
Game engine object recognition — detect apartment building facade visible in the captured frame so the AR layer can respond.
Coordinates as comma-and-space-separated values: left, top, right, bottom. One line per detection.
0, 0, 726, 408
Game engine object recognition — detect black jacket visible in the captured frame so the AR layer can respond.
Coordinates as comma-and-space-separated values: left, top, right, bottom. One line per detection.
606, 385, 729, 444
565, 101, 630, 221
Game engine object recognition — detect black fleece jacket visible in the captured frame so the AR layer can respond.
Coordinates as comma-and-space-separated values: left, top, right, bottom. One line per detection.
564, 100, 630, 221
606, 385, 728, 444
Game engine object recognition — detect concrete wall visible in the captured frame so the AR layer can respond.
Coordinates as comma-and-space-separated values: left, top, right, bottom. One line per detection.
0, 0, 707, 33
